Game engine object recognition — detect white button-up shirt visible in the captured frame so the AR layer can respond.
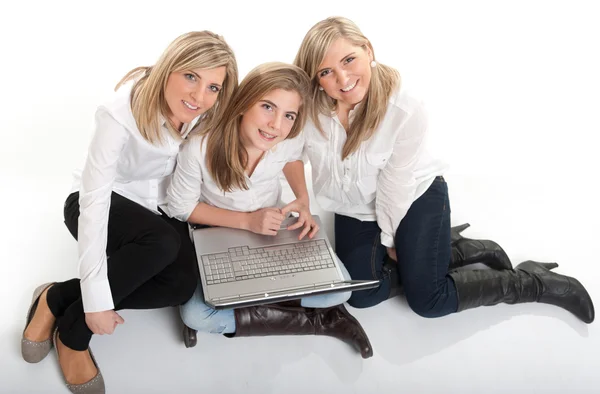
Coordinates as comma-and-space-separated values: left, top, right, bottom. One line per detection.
72, 83, 200, 313
166, 133, 304, 221
303, 86, 448, 248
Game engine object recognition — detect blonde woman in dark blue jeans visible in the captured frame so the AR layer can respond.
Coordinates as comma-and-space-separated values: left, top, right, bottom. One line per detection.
293, 17, 594, 323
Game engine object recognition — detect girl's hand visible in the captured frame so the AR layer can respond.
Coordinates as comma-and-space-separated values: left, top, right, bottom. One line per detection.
281, 199, 319, 240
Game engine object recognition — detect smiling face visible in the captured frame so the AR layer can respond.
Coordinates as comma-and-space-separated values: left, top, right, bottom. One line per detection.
316, 37, 373, 113
239, 88, 302, 154
164, 66, 227, 130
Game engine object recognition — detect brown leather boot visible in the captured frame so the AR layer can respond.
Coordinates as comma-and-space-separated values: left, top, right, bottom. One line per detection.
229, 302, 373, 358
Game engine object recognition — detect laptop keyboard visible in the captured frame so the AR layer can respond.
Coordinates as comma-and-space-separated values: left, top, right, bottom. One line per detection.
201, 239, 335, 285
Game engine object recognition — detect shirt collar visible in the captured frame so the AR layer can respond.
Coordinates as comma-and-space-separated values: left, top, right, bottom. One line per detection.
160, 114, 202, 139
331, 100, 364, 126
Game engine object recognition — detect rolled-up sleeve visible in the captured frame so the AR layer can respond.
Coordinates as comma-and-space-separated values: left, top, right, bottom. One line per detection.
78, 108, 129, 313
167, 136, 204, 222
376, 103, 428, 248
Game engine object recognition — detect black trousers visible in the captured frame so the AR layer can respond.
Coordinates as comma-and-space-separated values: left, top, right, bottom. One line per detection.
46, 192, 198, 350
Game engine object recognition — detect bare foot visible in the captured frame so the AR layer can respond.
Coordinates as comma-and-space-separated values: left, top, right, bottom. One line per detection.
56, 334, 98, 385
23, 287, 56, 342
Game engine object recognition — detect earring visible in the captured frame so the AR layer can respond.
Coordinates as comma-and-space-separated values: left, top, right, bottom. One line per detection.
370, 60, 377, 68
319, 86, 324, 91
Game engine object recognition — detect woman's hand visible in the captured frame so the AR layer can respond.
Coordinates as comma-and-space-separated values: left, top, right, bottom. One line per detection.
85, 310, 125, 335
386, 247, 398, 262
281, 198, 319, 240
246, 208, 285, 236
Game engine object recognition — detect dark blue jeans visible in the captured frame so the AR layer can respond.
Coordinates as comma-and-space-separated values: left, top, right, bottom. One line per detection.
335, 176, 458, 317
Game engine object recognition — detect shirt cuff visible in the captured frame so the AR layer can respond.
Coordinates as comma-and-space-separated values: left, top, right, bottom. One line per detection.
380, 232, 395, 248
81, 278, 114, 313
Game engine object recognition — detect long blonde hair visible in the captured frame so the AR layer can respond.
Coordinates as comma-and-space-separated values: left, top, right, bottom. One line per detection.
294, 17, 400, 159
204, 62, 311, 193
115, 31, 238, 145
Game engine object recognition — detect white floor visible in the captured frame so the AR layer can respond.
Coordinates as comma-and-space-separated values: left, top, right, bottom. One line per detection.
1, 169, 599, 394
2, 2, 600, 393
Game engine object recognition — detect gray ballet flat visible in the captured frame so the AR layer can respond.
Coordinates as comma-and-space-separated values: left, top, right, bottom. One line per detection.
21, 282, 55, 363
53, 328, 105, 394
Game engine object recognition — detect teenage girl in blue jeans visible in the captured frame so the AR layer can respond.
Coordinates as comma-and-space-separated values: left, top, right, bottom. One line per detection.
167, 62, 372, 358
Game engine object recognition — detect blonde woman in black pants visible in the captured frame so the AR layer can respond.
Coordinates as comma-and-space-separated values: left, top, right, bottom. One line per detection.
21, 31, 238, 394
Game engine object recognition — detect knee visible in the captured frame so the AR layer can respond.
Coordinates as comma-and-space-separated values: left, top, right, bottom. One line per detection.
152, 227, 182, 265
348, 290, 383, 309
176, 274, 198, 305
405, 294, 446, 318
331, 291, 351, 306
407, 303, 437, 318
301, 290, 350, 308
165, 267, 198, 306
180, 293, 221, 333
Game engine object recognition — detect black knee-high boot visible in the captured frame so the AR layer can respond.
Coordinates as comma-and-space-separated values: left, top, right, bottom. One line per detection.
449, 223, 513, 271
449, 260, 594, 323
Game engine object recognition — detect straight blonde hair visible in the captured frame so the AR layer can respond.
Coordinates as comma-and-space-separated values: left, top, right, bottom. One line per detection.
115, 31, 238, 145
294, 17, 400, 159
203, 62, 311, 192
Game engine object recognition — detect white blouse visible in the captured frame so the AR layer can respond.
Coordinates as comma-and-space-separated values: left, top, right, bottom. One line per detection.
166, 132, 305, 222
72, 82, 200, 313
303, 86, 448, 248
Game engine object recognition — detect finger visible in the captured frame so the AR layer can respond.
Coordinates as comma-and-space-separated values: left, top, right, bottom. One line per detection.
271, 216, 284, 228
308, 223, 320, 238
266, 211, 285, 223
274, 212, 285, 221
281, 202, 297, 216
298, 223, 311, 240
263, 229, 278, 236
264, 219, 278, 231
286, 222, 302, 231
286, 218, 304, 231
115, 313, 125, 324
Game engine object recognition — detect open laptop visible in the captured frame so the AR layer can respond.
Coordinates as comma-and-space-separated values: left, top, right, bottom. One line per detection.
192, 215, 380, 309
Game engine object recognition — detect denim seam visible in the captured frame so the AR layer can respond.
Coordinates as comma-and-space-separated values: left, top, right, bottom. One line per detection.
370, 232, 381, 280
431, 189, 447, 289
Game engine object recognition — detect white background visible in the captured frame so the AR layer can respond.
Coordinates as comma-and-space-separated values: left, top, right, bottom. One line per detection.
1, 1, 599, 393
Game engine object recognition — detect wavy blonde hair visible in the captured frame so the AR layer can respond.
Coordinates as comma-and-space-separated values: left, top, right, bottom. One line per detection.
203, 62, 311, 192
115, 31, 238, 145
294, 17, 400, 159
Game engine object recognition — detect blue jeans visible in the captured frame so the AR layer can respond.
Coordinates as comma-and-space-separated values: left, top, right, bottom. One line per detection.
181, 259, 352, 334
335, 176, 458, 317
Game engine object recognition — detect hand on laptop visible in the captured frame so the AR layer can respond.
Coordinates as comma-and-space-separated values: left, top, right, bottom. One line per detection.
281, 198, 319, 240
246, 208, 285, 236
